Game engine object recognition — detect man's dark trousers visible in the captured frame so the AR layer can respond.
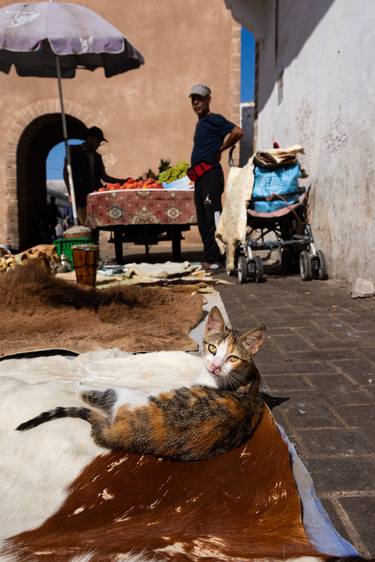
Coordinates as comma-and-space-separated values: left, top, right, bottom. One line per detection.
194, 166, 224, 263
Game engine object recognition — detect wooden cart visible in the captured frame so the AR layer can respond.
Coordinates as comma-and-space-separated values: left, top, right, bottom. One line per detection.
86, 189, 197, 264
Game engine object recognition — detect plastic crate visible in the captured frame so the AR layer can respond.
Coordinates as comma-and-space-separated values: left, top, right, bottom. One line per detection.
54, 237, 94, 268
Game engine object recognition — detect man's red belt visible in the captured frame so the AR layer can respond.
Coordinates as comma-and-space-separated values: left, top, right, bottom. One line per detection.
187, 161, 214, 182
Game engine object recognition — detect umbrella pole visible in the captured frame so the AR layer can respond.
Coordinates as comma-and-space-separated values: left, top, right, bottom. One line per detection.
55, 56, 78, 226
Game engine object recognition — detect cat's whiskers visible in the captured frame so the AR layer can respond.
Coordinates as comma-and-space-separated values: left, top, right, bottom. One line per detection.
222, 368, 251, 391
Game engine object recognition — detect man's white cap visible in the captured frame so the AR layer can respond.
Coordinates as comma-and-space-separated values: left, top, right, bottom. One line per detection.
189, 84, 211, 97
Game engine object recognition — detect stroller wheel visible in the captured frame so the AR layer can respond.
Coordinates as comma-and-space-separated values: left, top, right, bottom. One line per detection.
238, 256, 248, 283
313, 250, 328, 280
299, 251, 313, 281
254, 255, 264, 283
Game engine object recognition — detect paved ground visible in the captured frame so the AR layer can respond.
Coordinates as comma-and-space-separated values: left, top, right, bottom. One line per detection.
217, 270, 375, 559
103, 241, 374, 558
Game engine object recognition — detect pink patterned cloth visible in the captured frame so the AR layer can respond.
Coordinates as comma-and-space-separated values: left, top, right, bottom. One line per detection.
87, 190, 197, 227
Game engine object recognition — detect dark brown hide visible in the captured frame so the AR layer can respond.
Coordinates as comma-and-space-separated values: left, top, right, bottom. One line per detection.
0, 264, 204, 354
8, 409, 327, 561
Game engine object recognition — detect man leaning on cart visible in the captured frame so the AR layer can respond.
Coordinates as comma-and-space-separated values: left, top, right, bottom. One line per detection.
64, 126, 126, 225
188, 84, 243, 272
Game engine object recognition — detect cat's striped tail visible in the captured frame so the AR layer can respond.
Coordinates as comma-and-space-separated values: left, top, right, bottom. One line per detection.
16, 406, 92, 431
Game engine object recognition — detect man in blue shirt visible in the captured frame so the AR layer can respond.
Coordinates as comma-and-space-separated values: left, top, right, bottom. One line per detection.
189, 84, 243, 271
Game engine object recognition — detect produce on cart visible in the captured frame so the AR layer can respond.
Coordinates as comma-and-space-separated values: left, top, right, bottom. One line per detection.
97, 178, 163, 191
87, 159, 196, 263
94, 160, 192, 193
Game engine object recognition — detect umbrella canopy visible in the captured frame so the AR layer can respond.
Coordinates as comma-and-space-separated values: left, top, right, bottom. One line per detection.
0, 1, 144, 76
0, 1, 144, 226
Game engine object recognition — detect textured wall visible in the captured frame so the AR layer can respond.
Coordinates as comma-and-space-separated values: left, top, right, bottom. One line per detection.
0, 0, 240, 248
226, 0, 375, 282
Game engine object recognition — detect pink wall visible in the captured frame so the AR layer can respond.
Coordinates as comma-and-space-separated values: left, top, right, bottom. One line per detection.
0, 0, 240, 248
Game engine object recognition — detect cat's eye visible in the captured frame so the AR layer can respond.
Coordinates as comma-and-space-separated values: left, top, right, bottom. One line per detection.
227, 355, 239, 362
207, 344, 217, 354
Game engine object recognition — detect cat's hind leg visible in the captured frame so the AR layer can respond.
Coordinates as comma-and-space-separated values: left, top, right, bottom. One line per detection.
81, 388, 117, 415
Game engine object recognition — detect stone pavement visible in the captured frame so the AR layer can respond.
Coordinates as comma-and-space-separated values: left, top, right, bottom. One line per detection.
217, 272, 375, 559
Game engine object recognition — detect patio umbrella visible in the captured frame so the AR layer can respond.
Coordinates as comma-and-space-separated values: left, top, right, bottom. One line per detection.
0, 1, 144, 225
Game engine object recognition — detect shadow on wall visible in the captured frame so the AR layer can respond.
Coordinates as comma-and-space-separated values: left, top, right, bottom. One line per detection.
228, 0, 335, 112
260, 0, 336, 113
17, 114, 86, 250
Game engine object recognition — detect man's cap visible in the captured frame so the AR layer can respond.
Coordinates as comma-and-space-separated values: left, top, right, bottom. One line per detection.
86, 126, 107, 142
189, 84, 211, 98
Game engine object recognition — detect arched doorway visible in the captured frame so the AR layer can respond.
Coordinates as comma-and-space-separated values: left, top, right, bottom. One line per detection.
16, 114, 87, 249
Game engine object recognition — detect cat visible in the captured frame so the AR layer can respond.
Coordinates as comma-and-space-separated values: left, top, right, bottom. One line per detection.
16, 306, 266, 461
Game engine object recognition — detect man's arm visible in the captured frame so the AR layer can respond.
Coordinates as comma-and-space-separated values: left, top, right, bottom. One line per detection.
217, 126, 243, 161
98, 155, 127, 184
101, 171, 127, 184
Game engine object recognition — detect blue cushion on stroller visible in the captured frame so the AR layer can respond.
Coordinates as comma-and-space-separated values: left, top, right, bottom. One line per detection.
251, 162, 302, 213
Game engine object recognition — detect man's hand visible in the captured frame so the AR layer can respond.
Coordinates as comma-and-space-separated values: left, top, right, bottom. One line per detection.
217, 126, 243, 158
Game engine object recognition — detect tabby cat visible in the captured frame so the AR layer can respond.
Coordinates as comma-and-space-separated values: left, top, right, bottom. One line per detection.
16, 307, 266, 461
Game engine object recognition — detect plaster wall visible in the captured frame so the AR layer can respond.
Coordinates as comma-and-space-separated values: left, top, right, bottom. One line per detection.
240, 102, 254, 166
226, 0, 375, 282
0, 0, 240, 248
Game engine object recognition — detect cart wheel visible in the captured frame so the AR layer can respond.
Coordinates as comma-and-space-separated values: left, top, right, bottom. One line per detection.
254, 255, 264, 283
316, 250, 328, 280
238, 256, 248, 283
299, 250, 313, 281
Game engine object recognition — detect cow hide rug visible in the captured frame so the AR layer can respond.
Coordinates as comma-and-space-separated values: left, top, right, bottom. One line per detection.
0, 349, 339, 561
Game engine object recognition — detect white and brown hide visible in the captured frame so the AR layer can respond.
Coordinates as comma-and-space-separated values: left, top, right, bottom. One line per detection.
215, 156, 254, 273
0, 350, 337, 562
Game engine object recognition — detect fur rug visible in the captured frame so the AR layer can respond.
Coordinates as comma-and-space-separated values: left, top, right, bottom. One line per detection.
0, 264, 204, 355
215, 155, 254, 272
0, 350, 332, 562
0, 350, 202, 545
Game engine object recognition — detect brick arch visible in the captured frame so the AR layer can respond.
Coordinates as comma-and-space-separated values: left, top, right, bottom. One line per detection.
4, 100, 97, 250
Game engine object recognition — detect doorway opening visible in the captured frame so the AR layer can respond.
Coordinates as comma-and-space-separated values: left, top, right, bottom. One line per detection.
16, 113, 86, 250
46, 138, 84, 234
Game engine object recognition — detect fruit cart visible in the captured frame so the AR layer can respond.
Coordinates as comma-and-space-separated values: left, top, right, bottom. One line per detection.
86, 189, 197, 263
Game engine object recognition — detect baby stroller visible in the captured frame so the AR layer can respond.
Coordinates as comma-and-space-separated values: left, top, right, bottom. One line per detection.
233, 147, 327, 283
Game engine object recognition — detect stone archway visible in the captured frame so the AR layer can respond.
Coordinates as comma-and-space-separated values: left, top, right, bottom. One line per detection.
4, 100, 96, 250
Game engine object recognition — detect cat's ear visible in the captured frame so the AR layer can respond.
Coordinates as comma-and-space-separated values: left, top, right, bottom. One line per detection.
240, 326, 266, 356
205, 306, 225, 334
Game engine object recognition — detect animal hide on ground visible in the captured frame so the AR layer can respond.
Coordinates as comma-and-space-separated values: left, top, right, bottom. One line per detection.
0, 350, 354, 561
0, 244, 59, 273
